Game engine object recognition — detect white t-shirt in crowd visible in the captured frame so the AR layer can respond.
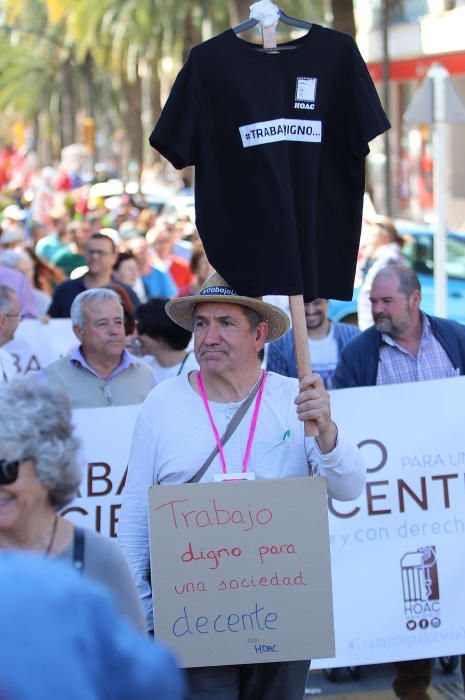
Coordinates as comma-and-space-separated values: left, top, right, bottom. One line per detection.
308, 324, 339, 389
143, 351, 198, 384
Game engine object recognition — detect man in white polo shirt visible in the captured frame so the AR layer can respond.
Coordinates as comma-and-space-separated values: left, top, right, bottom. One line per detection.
118, 272, 365, 700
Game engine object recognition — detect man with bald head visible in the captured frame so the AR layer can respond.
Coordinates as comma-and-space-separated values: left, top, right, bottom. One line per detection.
335, 264, 465, 700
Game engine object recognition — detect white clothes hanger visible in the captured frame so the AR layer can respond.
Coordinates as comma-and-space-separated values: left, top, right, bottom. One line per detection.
233, 9, 312, 33
233, 1, 312, 50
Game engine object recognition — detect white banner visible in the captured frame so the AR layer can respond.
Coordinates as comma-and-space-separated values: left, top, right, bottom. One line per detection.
62, 406, 138, 539
4, 319, 75, 375
62, 377, 465, 666
313, 375, 465, 669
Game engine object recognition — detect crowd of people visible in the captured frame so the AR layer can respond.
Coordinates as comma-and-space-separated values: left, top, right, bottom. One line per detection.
1, 176, 465, 700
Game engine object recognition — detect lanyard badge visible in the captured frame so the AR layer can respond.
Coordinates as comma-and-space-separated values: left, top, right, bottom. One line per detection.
197, 370, 267, 480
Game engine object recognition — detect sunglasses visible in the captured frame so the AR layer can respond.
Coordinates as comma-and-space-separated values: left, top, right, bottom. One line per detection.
0, 458, 27, 485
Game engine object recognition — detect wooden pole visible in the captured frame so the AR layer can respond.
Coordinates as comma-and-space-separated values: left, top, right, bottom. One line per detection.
289, 294, 319, 437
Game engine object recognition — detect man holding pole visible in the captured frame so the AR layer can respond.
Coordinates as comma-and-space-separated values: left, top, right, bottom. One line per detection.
119, 272, 365, 700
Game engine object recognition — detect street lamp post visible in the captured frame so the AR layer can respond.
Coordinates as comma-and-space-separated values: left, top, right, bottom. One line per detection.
381, 0, 396, 217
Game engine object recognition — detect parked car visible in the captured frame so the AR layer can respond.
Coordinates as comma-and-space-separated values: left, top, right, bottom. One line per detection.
159, 191, 195, 222
88, 180, 174, 213
328, 221, 465, 325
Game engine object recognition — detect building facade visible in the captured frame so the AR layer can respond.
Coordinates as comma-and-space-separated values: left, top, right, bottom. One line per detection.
356, 0, 465, 228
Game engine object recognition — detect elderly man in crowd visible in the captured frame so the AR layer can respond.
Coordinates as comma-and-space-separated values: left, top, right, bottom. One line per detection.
0, 285, 21, 382
335, 264, 465, 700
267, 297, 360, 388
43, 288, 153, 408
48, 232, 139, 317
118, 272, 366, 700
0, 265, 37, 317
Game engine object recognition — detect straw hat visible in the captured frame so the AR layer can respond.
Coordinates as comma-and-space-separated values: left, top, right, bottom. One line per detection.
165, 272, 290, 342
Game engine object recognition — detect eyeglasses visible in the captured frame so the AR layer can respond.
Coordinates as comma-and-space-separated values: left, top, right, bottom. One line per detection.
4, 313, 25, 321
0, 459, 20, 485
86, 249, 111, 257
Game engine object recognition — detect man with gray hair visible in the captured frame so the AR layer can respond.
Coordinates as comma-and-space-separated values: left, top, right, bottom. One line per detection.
119, 272, 366, 700
0, 285, 22, 382
43, 288, 153, 408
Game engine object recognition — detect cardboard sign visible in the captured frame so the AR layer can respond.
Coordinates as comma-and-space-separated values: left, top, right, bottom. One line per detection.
148, 477, 334, 668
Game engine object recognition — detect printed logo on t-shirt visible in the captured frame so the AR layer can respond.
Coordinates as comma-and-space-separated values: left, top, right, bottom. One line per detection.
239, 118, 322, 148
294, 77, 317, 111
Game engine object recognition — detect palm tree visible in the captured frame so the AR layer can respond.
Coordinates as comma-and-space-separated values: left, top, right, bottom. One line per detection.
0, 0, 350, 172
0, 0, 93, 156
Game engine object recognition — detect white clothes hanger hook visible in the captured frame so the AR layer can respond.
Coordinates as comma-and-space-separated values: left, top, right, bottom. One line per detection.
249, 0, 280, 28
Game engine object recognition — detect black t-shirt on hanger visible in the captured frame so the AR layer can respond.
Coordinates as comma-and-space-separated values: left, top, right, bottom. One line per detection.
150, 25, 390, 301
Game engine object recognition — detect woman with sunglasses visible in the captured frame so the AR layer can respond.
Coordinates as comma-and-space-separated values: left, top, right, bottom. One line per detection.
0, 375, 146, 633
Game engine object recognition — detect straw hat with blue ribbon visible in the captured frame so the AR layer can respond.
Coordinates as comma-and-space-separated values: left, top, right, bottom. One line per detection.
165, 272, 290, 342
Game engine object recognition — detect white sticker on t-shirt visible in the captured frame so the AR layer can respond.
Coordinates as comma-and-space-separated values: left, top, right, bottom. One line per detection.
239, 118, 322, 148
295, 77, 317, 103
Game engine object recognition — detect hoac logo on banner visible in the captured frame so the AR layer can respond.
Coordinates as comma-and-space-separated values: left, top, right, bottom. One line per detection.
401, 546, 441, 632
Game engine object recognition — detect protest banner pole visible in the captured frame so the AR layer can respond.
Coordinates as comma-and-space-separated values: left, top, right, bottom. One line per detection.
289, 294, 319, 437
254, 5, 318, 437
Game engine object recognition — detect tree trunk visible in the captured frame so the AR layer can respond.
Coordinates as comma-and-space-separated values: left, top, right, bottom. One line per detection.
331, 0, 356, 36
183, 0, 202, 63
150, 70, 162, 129
82, 52, 95, 119
228, 0, 251, 25
122, 76, 143, 174
61, 57, 77, 146
32, 112, 40, 152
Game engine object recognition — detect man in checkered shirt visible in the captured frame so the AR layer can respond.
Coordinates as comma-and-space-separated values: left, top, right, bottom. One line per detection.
335, 264, 465, 389
335, 263, 465, 700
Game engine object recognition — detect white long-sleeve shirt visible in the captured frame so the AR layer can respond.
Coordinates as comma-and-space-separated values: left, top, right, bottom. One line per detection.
118, 371, 365, 630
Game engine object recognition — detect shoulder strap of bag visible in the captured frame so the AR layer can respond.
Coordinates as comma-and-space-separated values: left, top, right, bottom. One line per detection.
187, 377, 263, 484
72, 527, 85, 572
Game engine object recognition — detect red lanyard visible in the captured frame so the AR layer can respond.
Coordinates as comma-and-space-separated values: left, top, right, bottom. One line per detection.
197, 370, 267, 474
